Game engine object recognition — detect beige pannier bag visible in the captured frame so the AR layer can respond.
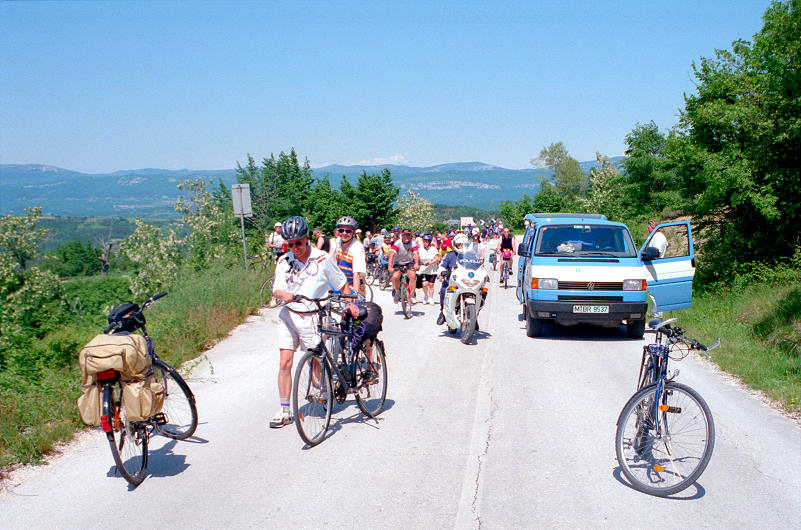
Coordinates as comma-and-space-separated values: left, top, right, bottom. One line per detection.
121, 373, 165, 422
78, 334, 150, 379
76, 374, 103, 426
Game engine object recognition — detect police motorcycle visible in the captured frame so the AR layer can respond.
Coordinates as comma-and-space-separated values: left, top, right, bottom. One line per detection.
441, 241, 489, 345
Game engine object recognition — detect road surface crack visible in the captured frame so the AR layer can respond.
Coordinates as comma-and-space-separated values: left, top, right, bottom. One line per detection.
472, 384, 498, 529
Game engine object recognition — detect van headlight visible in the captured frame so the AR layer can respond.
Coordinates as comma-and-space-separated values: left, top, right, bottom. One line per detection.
623, 279, 646, 291
533, 278, 558, 290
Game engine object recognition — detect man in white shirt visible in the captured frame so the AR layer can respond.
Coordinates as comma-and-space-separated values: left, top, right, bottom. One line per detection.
647, 220, 668, 258
270, 216, 353, 428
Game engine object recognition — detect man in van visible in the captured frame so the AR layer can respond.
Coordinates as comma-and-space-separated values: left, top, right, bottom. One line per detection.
647, 220, 668, 257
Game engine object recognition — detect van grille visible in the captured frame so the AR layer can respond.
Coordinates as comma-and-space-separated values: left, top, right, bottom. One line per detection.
558, 281, 623, 291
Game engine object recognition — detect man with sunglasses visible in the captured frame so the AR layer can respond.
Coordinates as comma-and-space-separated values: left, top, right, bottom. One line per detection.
270, 216, 353, 428
331, 216, 367, 297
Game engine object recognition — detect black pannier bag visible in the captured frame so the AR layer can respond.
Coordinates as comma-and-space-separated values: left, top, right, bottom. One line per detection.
107, 302, 144, 333
350, 301, 383, 349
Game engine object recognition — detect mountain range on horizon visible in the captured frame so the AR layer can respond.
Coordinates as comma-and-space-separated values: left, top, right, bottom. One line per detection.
0, 158, 624, 218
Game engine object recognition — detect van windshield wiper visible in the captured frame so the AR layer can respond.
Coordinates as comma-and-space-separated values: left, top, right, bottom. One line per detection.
580, 251, 619, 257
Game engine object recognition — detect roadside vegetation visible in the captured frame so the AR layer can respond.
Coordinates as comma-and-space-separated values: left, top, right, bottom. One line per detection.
1, 1, 799, 472
498, 1, 801, 414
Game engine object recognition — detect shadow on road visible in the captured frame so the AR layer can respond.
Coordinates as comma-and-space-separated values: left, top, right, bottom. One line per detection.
302, 399, 396, 450
517, 316, 644, 342
611, 467, 706, 500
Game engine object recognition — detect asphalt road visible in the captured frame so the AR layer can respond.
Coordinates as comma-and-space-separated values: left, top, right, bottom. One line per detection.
2, 261, 800, 528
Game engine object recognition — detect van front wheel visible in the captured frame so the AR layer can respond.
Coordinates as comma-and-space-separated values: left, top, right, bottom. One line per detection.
627, 319, 645, 338
526, 312, 542, 337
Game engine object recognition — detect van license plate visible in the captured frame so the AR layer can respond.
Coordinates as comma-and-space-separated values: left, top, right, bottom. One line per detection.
573, 305, 609, 314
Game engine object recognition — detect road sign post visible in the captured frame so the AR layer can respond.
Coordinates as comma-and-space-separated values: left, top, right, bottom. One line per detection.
232, 184, 253, 270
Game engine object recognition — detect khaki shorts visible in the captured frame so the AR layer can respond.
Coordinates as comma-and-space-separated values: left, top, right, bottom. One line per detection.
277, 306, 321, 352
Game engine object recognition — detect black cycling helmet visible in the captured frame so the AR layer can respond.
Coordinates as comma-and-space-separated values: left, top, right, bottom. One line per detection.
336, 215, 357, 229
282, 216, 309, 240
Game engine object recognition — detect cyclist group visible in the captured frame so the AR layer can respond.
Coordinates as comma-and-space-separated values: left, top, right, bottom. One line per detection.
267, 214, 513, 428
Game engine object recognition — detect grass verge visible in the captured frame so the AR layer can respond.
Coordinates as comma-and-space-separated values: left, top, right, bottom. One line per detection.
678, 281, 801, 416
0, 261, 269, 473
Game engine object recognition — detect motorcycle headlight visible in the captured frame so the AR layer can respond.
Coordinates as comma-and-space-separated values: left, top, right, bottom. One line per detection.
462, 279, 480, 288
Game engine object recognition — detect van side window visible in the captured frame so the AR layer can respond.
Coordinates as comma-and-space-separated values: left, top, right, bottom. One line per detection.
649, 224, 691, 259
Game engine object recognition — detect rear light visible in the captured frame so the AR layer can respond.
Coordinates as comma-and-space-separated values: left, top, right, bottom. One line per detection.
96, 369, 116, 381
100, 414, 112, 432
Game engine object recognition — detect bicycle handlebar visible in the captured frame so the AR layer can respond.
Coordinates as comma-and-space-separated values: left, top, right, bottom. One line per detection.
649, 317, 720, 355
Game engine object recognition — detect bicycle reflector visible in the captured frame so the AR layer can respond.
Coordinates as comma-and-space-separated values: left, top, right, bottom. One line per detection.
96, 369, 116, 381
653, 464, 665, 472
100, 414, 112, 433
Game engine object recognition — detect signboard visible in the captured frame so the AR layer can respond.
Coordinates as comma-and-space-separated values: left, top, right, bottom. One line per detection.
232, 184, 253, 218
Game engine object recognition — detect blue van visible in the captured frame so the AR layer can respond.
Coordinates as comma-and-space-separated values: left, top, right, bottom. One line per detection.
517, 213, 695, 338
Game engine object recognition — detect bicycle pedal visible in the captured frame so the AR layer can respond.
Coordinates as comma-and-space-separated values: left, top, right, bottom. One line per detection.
152, 412, 168, 426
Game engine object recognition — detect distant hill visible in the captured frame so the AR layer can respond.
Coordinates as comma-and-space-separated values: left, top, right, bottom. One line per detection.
0, 158, 624, 218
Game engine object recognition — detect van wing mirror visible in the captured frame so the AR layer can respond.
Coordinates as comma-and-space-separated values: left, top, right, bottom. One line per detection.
641, 246, 660, 260
518, 243, 528, 257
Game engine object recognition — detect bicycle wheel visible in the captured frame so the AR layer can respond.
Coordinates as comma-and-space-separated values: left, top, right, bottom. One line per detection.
362, 283, 374, 303
292, 350, 333, 447
355, 340, 388, 417
102, 384, 148, 485
152, 360, 198, 440
615, 381, 715, 497
379, 269, 389, 290
401, 278, 411, 319
260, 275, 276, 307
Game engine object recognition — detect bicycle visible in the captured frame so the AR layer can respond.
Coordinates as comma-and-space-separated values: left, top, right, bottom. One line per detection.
290, 292, 388, 447
499, 251, 512, 288
247, 252, 271, 272
396, 265, 414, 319
365, 253, 380, 285
96, 291, 199, 485
377, 263, 390, 291
615, 318, 719, 496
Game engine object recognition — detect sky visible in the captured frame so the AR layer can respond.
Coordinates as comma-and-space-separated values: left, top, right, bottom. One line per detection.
0, 0, 771, 173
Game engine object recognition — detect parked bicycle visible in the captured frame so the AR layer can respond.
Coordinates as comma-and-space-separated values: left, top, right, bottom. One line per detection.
615, 318, 719, 496
96, 292, 199, 485
291, 292, 387, 447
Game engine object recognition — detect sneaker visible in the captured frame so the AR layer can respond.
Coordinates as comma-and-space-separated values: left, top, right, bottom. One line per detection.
437, 311, 446, 325
423, 295, 429, 304
269, 409, 292, 428
393, 289, 400, 303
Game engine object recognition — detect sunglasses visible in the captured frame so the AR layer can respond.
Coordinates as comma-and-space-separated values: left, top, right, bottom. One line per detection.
337, 228, 353, 234
288, 239, 307, 248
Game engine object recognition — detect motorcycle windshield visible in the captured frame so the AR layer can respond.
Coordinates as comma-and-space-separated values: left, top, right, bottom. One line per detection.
458, 243, 483, 270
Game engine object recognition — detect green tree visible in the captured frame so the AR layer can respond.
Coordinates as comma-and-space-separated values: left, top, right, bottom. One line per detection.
175, 178, 240, 268
0, 207, 48, 271
396, 190, 434, 233
669, 0, 801, 283
120, 220, 182, 298
305, 177, 343, 234
533, 142, 588, 202
353, 169, 400, 232
531, 185, 565, 213
581, 152, 625, 217
49, 240, 101, 277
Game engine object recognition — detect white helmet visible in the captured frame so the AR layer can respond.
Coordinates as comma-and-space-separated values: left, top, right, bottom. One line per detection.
452, 233, 468, 249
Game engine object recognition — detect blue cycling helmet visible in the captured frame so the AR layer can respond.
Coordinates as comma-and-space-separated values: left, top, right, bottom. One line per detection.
282, 216, 308, 240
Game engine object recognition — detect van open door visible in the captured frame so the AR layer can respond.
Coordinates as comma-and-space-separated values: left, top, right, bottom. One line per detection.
639, 221, 695, 312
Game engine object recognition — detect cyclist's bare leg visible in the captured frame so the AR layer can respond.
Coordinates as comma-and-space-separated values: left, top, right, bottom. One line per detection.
278, 348, 295, 400
407, 270, 417, 298
391, 270, 402, 291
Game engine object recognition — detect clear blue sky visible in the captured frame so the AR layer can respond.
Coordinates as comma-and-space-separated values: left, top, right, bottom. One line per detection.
1, 0, 770, 173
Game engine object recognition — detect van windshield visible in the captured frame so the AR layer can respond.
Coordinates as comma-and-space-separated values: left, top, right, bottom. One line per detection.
534, 224, 636, 258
